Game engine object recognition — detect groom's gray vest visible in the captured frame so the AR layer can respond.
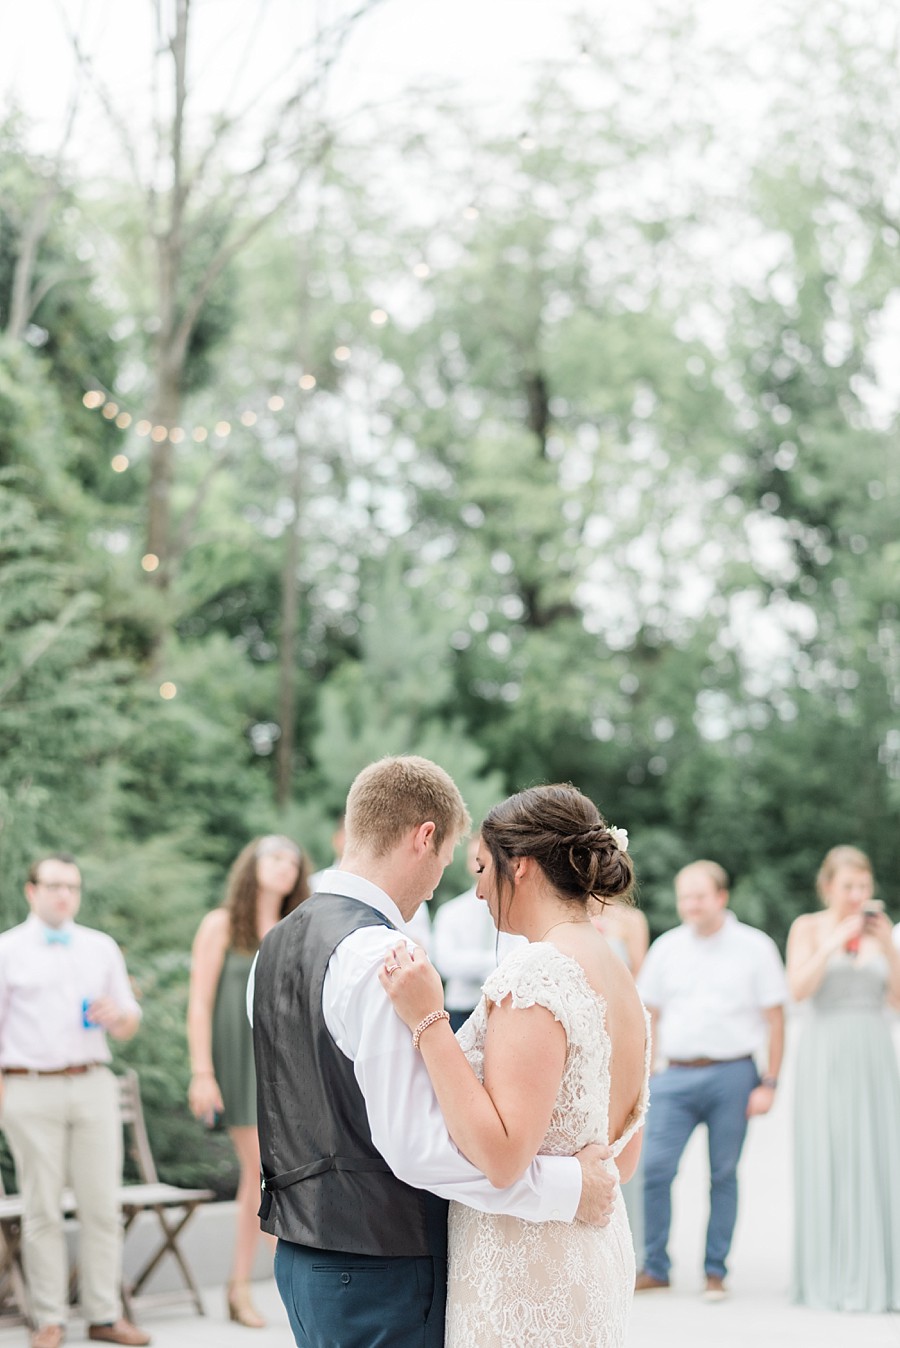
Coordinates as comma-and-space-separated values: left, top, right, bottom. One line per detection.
253, 891, 447, 1258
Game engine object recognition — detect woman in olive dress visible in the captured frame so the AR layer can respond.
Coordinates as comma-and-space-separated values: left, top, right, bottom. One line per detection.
787, 845, 900, 1312
187, 836, 309, 1326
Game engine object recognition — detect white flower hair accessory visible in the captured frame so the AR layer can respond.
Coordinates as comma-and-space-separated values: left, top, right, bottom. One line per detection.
608, 826, 629, 853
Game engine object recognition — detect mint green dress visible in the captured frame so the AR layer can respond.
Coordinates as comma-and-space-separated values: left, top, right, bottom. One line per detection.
793, 955, 900, 1311
211, 948, 258, 1128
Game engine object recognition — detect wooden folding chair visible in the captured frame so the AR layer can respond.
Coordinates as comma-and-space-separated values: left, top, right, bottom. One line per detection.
0, 1179, 30, 1326
115, 1070, 215, 1318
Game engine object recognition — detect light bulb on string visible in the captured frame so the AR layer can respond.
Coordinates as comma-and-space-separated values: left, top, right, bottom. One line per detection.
299, 374, 316, 390
333, 346, 351, 362
102, 402, 119, 419
214, 421, 231, 437
151, 425, 168, 442
115, 411, 132, 429
240, 410, 257, 427
192, 427, 208, 442
462, 205, 479, 221
169, 427, 185, 443
370, 309, 388, 326
83, 390, 104, 409
141, 553, 160, 572
268, 395, 284, 411
413, 262, 431, 278
518, 132, 536, 151
159, 682, 177, 700
136, 420, 152, 437
111, 455, 130, 472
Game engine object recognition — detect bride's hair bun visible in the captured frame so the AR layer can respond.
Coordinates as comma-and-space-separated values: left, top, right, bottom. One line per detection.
481, 784, 634, 908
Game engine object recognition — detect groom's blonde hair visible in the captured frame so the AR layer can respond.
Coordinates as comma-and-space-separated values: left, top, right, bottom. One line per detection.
344, 755, 470, 858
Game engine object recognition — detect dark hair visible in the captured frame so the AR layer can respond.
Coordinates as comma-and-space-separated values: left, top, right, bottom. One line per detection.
480, 784, 634, 919
225, 838, 310, 953
27, 853, 79, 884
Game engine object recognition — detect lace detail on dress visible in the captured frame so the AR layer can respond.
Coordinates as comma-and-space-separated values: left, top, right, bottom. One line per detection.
448, 942, 650, 1347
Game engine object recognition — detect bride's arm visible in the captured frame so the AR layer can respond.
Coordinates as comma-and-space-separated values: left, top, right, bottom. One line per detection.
380, 942, 566, 1188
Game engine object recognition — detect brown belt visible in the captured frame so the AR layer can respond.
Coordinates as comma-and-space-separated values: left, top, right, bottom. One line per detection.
668, 1055, 753, 1069
2, 1063, 104, 1077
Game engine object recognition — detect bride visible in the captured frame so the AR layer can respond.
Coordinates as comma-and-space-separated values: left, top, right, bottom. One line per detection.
380, 784, 650, 1348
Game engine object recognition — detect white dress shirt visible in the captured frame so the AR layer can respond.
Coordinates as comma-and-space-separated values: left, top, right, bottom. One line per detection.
638, 911, 786, 1062
0, 916, 141, 1071
249, 869, 581, 1222
432, 887, 526, 1012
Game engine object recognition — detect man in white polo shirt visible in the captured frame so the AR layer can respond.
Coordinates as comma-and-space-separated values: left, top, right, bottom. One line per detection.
635, 859, 786, 1301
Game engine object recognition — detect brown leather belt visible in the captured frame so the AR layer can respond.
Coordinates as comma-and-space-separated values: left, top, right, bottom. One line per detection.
668, 1055, 753, 1069
2, 1063, 103, 1077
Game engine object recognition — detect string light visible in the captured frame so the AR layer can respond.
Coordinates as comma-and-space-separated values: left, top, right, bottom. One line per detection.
77, 268, 436, 468
159, 682, 177, 700
463, 205, 479, 220
518, 132, 536, 151
141, 553, 160, 572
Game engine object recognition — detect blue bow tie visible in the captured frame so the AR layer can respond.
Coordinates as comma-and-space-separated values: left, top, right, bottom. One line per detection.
44, 928, 72, 946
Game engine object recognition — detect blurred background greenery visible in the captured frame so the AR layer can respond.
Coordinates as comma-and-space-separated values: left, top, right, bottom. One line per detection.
1, 0, 898, 1187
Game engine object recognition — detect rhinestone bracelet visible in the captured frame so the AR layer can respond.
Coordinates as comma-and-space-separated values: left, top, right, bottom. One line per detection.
412, 1009, 450, 1052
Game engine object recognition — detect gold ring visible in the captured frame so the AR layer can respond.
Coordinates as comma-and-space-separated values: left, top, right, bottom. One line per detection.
385, 963, 401, 976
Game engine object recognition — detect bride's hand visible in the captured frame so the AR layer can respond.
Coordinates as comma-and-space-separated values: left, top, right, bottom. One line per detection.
378, 942, 445, 1030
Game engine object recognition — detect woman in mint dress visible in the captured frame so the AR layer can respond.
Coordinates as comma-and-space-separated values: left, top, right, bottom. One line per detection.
786, 845, 900, 1312
187, 836, 309, 1326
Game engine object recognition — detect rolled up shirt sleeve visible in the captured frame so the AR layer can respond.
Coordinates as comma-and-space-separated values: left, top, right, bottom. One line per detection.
324, 928, 582, 1224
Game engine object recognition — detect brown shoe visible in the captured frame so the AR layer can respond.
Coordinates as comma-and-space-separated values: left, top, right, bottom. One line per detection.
87, 1320, 151, 1346
31, 1327, 64, 1348
635, 1270, 670, 1291
703, 1274, 728, 1301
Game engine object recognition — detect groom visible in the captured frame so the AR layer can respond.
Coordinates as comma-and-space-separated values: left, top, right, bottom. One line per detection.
252, 755, 618, 1348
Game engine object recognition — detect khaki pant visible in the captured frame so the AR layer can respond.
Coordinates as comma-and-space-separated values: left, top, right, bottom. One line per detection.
1, 1066, 122, 1326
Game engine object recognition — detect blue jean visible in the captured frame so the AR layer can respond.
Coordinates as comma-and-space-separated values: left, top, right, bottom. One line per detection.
642, 1057, 759, 1281
275, 1238, 446, 1348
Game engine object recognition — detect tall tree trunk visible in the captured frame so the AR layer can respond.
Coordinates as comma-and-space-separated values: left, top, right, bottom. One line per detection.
275, 442, 303, 808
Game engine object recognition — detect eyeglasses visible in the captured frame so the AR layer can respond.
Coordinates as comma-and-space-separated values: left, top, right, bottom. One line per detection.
35, 882, 82, 894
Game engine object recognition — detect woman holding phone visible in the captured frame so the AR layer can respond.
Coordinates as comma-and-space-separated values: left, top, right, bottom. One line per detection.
786, 844, 900, 1311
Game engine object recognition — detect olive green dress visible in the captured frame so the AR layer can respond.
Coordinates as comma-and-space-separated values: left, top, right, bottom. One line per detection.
793, 954, 900, 1311
211, 947, 258, 1128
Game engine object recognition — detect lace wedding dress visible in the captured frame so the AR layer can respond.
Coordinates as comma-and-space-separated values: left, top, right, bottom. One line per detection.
447, 942, 650, 1348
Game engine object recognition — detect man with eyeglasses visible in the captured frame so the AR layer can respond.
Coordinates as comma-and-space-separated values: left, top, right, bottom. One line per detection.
0, 853, 150, 1348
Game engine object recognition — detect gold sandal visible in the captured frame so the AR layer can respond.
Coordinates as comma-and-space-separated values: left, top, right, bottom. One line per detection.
227, 1280, 266, 1329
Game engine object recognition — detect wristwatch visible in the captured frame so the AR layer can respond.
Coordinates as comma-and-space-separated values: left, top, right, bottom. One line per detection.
760, 1075, 778, 1089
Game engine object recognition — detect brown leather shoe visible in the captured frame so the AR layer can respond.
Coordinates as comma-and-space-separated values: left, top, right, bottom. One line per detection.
87, 1320, 151, 1346
31, 1327, 64, 1348
635, 1270, 670, 1291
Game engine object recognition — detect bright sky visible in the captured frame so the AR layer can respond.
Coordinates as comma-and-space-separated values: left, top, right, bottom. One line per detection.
1, 0, 781, 156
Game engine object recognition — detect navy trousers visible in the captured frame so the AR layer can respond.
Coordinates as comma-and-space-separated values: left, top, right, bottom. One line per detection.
275, 1239, 447, 1348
